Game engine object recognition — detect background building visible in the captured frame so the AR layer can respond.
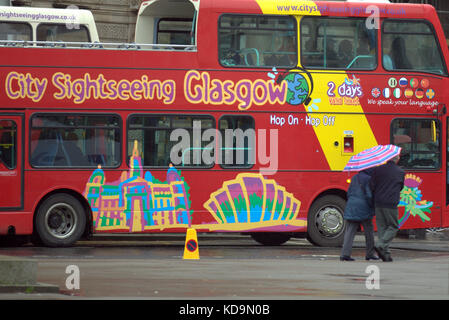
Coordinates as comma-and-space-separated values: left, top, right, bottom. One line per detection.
10, 0, 140, 43
7, 0, 449, 45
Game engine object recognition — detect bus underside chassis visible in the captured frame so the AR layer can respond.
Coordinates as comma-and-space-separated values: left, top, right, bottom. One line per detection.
34, 193, 87, 247
250, 195, 346, 247
250, 232, 293, 246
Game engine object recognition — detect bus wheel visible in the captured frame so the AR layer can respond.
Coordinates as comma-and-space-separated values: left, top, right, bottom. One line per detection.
250, 232, 291, 246
307, 195, 345, 247
35, 194, 86, 247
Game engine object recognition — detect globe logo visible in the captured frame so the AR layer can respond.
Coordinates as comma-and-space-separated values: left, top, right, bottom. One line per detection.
284, 73, 310, 105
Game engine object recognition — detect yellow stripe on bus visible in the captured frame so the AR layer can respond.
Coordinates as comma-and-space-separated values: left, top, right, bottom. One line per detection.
256, 1, 378, 171
304, 72, 378, 171
255, 0, 321, 16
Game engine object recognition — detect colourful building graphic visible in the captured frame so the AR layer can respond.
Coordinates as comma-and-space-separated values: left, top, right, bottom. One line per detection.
84, 141, 191, 232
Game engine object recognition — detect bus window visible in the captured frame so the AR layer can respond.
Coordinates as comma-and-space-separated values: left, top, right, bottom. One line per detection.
128, 115, 214, 167
219, 115, 255, 168
0, 22, 31, 41
157, 18, 193, 45
30, 114, 120, 167
382, 20, 447, 75
218, 15, 297, 68
36, 23, 90, 45
135, 0, 196, 46
392, 118, 440, 169
0, 120, 16, 170
301, 17, 377, 70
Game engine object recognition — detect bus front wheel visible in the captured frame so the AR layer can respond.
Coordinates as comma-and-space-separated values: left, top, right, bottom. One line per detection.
35, 194, 86, 247
307, 195, 346, 247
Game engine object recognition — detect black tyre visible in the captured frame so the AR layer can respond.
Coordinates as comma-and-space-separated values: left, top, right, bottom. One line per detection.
35, 194, 86, 247
307, 195, 346, 247
250, 232, 291, 246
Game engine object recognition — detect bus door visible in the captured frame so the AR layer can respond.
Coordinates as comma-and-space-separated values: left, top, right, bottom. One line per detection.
0, 114, 23, 209
446, 116, 449, 227
393, 118, 442, 228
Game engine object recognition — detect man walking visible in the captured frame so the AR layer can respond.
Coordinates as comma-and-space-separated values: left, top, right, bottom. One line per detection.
369, 155, 405, 262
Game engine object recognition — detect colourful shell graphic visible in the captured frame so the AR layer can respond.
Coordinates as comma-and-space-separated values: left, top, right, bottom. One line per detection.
398, 174, 433, 228
203, 173, 305, 232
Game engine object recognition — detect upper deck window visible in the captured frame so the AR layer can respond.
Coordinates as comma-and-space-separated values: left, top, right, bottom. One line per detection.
0, 22, 31, 41
382, 20, 447, 75
218, 14, 297, 68
135, 0, 196, 47
36, 23, 90, 45
157, 18, 193, 45
301, 17, 377, 70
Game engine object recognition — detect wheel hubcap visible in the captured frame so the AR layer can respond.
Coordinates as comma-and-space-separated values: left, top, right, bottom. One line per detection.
44, 203, 77, 239
316, 206, 344, 238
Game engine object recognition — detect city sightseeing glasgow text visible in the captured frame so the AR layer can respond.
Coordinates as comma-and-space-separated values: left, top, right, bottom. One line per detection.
5, 70, 287, 110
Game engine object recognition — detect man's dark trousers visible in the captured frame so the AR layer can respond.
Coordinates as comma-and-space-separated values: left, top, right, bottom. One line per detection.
375, 207, 399, 254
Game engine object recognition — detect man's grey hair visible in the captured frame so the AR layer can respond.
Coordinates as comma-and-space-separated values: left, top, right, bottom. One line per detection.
392, 155, 400, 163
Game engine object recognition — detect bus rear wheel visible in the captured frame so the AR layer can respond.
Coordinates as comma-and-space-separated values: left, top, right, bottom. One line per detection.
35, 194, 86, 247
250, 232, 291, 246
307, 195, 346, 247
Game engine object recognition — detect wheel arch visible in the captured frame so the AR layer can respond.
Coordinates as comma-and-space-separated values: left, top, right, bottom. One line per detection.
33, 188, 93, 239
310, 188, 348, 206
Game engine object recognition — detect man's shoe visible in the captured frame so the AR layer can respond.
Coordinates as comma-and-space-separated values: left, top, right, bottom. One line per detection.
340, 255, 355, 261
365, 255, 380, 261
374, 246, 387, 261
384, 253, 393, 262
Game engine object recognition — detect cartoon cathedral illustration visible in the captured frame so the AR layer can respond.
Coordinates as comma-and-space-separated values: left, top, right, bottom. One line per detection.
84, 140, 191, 232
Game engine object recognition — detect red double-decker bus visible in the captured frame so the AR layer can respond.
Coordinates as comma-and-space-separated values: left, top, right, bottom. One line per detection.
1, 0, 448, 247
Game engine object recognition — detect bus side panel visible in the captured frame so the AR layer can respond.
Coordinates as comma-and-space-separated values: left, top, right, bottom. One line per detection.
0, 212, 33, 235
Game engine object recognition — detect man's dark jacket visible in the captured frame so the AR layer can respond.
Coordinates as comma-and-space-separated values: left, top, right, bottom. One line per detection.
369, 160, 405, 208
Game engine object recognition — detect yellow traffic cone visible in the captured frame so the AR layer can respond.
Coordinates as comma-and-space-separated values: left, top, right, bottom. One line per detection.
183, 228, 200, 260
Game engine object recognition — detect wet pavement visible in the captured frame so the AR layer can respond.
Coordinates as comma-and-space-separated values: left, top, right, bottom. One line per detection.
0, 230, 448, 300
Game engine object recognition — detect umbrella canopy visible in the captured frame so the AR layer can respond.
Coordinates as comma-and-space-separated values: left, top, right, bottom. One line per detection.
343, 144, 402, 172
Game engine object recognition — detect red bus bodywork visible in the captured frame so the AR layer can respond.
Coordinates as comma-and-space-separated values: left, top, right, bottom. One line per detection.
1, 0, 448, 246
